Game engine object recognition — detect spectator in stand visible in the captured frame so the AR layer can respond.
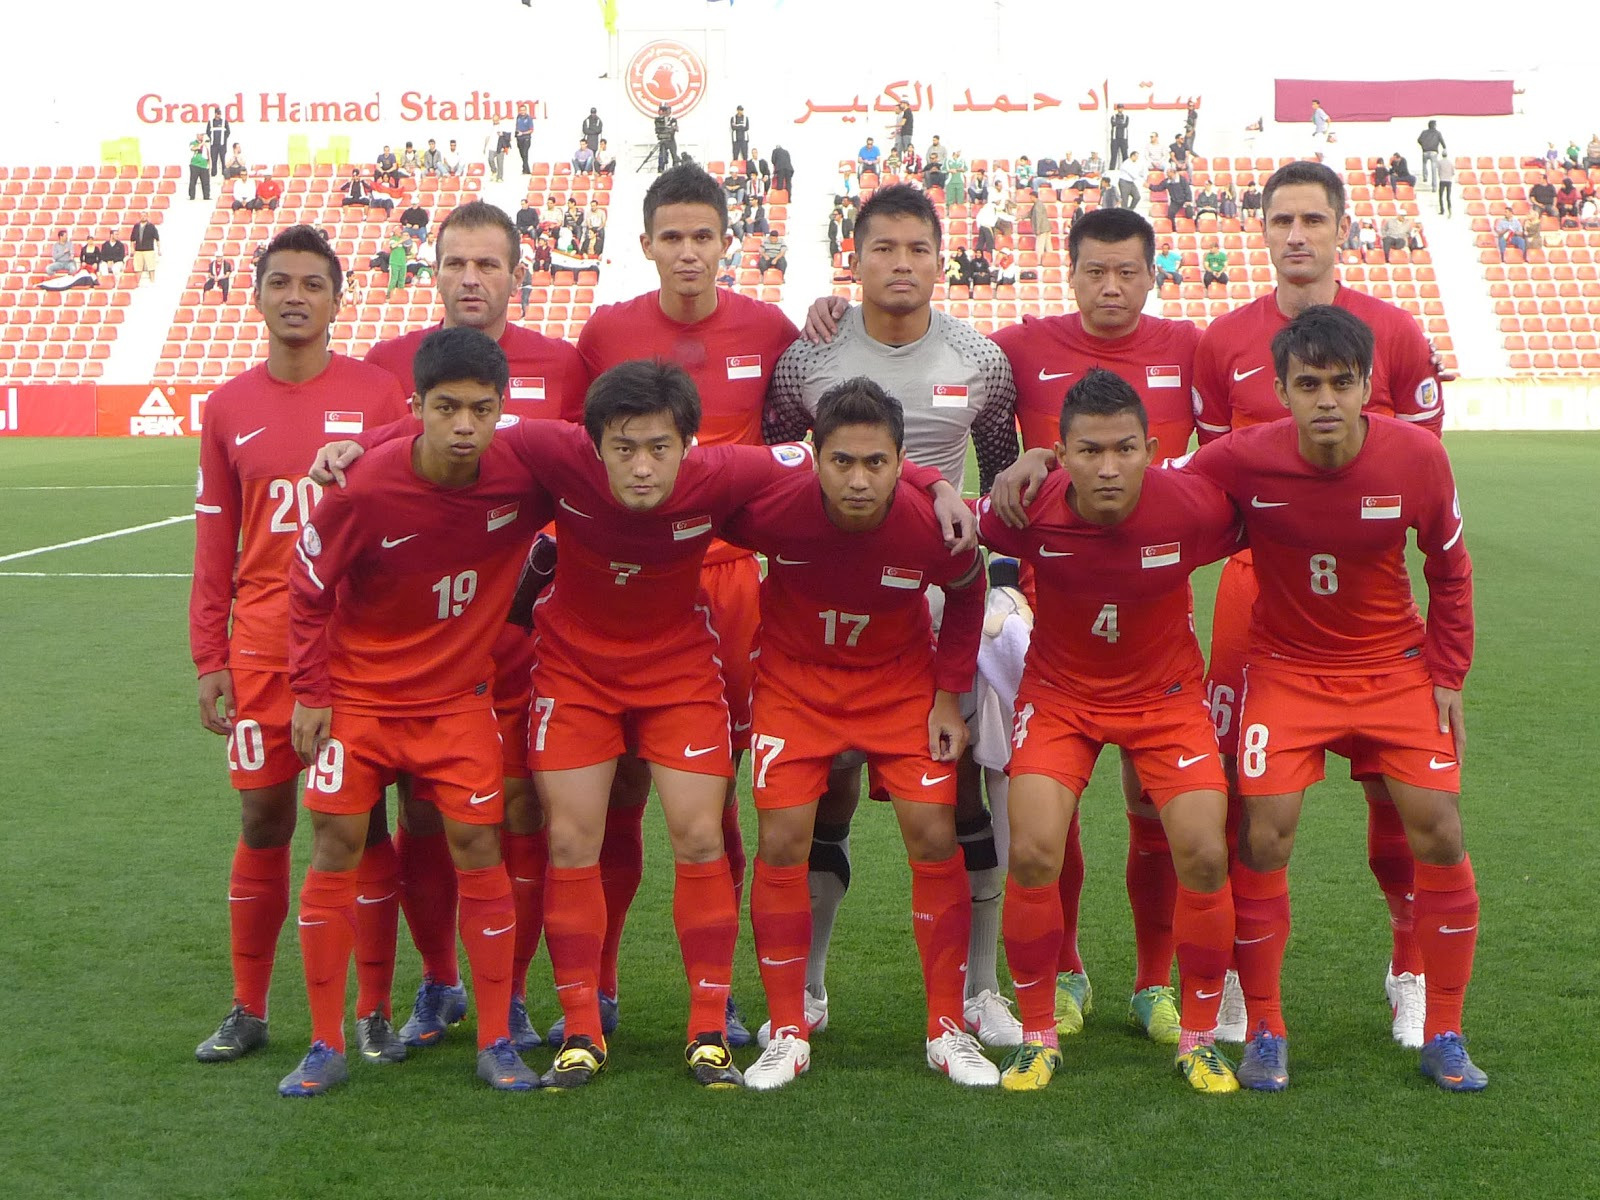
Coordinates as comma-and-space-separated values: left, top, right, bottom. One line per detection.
975, 197, 999, 252
772, 143, 794, 193
1495, 206, 1527, 259
988, 161, 1011, 202
1380, 214, 1412, 262
188, 137, 211, 201
204, 104, 229, 177
585, 201, 607, 254
1015, 156, 1034, 189
1154, 168, 1192, 221
539, 195, 562, 235
746, 149, 772, 198
45, 231, 76, 277
375, 145, 400, 186
229, 175, 254, 212
400, 142, 421, 176
202, 254, 234, 304
1169, 133, 1191, 170
531, 234, 552, 277
1585, 134, 1600, 169
422, 139, 444, 176
1542, 142, 1561, 170
1202, 238, 1229, 290
515, 103, 535, 174
757, 228, 788, 277
1184, 99, 1199, 153
99, 229, 126, 277
944, 151, 967, 204
1193, 182, 1220, 222
1146, 132, 1166, 171
486, 118, 509, 182
1037, 154, 1060, 180
562, 198, 584, 238
1154, 240, 1183, 287
1522, 215, 1543, 254
1416, 121, 1447, 188
1116, 151, 1143, 209
750, 198, 770, 236
515, 200, 540, 237
251, 172, 282, 213
78, 237, 101, 278
595, 138, 617, 175
1099, 176, 1120, 209
1528, 178, 1557, 219
407, 235, 435, 284
1218, 185, 1238, 222
902, 145, 923, 177
442, 139, 464, 177
838, 167, 860, 201
401, 200, 430, 243
1408, 221, 1428, 253
583, 107, 603, 154
223, 144, 247, 179
1241, 177, 1262, 221
1556, 178, 1582, 222
1436, 156, 1455, 217
1371, 158, 1391, 191
1564, 140, 1582, 168
385, 232, 408, 298
1358, 218, 1379, 256
1083, 149, 1105, 178
994, 244, 1017, 286
341, 167, 373, 207
894, 101, 914, 154
653, 104, 679, 171
882, 147, 904, 177
858, 137, 881, 174
1030, 189, 1053, 255
944, 247, 968, 287
717, 234, 742, 287
1110, 104, 1130, 168
729, 198, 750, 242
828, 208, 843, 260
731, 106, 750, 159
130, 213, 160, 284
1343, 218, 1363, 256
573, 139, 596, 174
1310, 98, 1329, 139
516, 246, 536, 318
1388, 152, 1416, 188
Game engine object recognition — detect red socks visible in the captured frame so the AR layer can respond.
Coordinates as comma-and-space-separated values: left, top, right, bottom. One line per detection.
674, 858, 738, 1041
396, 827, 459, 986
456, 864, 515, 1049
722, 801, 747, 911
298, 867, 358, 1053
1231, 863, 1290, 1037
598, 803, 646, 998
1173, 883, 1233, 1032
543, 864, 607, 1045
909, 853, 972, 1038
228, 840, 290, 1018
1414, 856, 1478, 1041
1056, 809, 1086, 974
751, 859, 812, 1036
502, 829, 548, 997
1126, 811, 1178, 991
1367, 797, 1423, 975
353, 835, 400, 1021
1003, 876, 1062, 1039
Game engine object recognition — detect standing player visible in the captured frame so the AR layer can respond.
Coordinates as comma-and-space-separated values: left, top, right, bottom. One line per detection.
366, 200, 586, 1054
1184, 306, 1483, 1091
190, 226, 410, 1067
557, 164, 800, 1048
990, 206, 1202, 1046
979, 370, 1242, 1094
768, 183, 1020, 1047
722, 379, 997, 1091
282, 327, 552, 1096
1191, 161, 1444, 1047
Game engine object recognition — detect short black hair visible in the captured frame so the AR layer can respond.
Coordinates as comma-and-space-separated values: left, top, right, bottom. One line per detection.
255, 224, 342, 295
1059, 367, 1149, 440
1068, 207, 1156, 267
435, 200, 521, 268
583, 359, 702, 445
643, 164, 728, 236
854, 183, 942, 252
412, 326, 509, 399
1271, 304, 1373, 383
813, 377, 905, 453
1262, 160, 1346, 218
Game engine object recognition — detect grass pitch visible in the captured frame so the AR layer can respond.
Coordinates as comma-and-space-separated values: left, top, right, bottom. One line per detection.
0, 433, 1595, 1199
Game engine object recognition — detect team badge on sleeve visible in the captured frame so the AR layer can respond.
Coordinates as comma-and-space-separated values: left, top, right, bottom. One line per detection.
770, 443, 810, 468
301, 523, 322, 557
931, 384, 969, 408
1415, 378, 1439, 410
1360, 496, 1402, 520
495, 413, 522, 429
1146, 365, 1181, 389
881, 566, 923, 589
1140, 542, 1180, 569
324, 411, 365, 434
672, 515, 713, 541
726, 354, 763, 380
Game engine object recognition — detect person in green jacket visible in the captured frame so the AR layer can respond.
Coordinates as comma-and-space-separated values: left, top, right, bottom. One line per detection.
386, 233, 408, 298
188, 137, 211, 201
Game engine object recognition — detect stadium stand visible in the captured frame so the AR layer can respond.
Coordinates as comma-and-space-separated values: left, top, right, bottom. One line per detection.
704, 159, 790, 305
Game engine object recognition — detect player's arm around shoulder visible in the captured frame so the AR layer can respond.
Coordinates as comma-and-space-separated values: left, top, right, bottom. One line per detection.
309, 412, 420, 486
761, 337, 821, 445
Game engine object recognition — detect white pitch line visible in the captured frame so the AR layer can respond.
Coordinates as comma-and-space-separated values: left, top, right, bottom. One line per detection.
0, 484, 193, 491
0, 514, 195, 564
0, 572, 191, 579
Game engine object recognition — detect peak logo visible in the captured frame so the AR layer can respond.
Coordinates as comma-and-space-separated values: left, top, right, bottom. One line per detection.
96, 385, 212, 438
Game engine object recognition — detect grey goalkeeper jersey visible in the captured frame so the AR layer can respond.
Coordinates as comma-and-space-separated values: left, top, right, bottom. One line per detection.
764, 306, 1018, 494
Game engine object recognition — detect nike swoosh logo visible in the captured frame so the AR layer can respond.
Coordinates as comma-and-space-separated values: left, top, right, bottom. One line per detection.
1196, 988, 1221, 1000
1038, 369, 1074, 381
554, 981, 583, 991
1439, 924, 1477, 935
1038, 547, 1074, 557
1250, 497, 1288, 508
513, 876, 541, 884
1233, 366, 1265, 382
732, 720, 753, 732
760, 955, 806, 967
483, 923, 515, 937
297, 917, 326, 927
1177, 753, 1210, 768
559, 497, 592, 518
774, 555, 809, 566
235, 427, 267, 446
683, 745, 718, 758
1013, 978, 1040, 989
356, 892, 397, 905
1234, 933, 1273, 945
468, 790, 500, 805
1429, 757, 1457, 770
381, 534, 418, 548
227, 894, 256, 902
921, 772, 951, 786
697, 979, 731, 990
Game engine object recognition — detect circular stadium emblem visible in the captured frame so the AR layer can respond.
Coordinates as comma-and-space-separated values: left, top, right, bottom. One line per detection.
626, 40, 708, 119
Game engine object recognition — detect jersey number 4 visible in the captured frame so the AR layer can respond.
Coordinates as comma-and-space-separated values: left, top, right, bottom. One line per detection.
1091, 603, 1120, 644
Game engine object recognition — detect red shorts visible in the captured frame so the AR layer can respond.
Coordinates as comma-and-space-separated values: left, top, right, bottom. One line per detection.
225, 669, 303, 791
749, 657, 955, 810
1008, 676, 1226, 807
303, 706, 504, 825
1235, 662, 1460, 796
528, 621, 732, 777
701, 554, 761, 752
1204, 553, 1254, 757
492, 623, 536, 780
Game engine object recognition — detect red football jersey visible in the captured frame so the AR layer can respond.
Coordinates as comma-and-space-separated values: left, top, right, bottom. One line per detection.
190, 355, 409, 676
578, 289, 799, 566
288, 436, 554, 714
1185, 416, 1472, 687
978, 468, 1242, 704
720, 473, 983, 693
1192, 285, 1442, 443
992, 313, 1201, 462
366, 322, 588, 423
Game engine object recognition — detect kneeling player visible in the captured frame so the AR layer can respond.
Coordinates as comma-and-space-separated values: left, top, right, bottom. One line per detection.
980, 369, 1243, 1094
281, 328, 553, 1095
1185, 306, 1484, 1092
722, 378, 997, 1090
